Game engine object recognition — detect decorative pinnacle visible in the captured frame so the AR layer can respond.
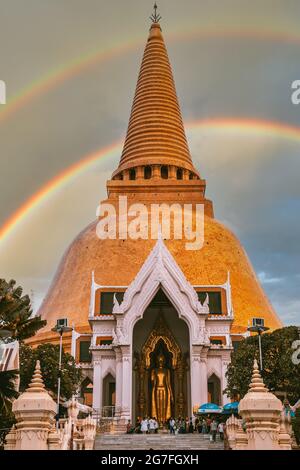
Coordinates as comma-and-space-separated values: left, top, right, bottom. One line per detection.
150, 2, 161, 23
249, 358, 268, 393
26, 360, 46, 393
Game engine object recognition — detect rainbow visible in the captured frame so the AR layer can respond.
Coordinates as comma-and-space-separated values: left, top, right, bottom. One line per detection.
0, 141, 122, 243
188, 118, 300, 140
0, 38, 141, 123
1, 27, 300, 124
2, 23, 300, 246
1, 117, 300, 246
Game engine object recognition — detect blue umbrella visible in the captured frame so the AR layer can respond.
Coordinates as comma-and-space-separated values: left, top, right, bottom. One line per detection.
198, 403, 222, 414
284, 408, 295, 418
222, 401, 239, 414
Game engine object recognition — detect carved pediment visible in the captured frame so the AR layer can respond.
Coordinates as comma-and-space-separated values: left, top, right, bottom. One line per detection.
113, 236, 203, 316
112, 236, 210, 346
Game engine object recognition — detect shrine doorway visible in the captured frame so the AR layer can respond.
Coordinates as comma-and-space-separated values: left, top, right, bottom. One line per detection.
132, 289, 190, 423
103, 373, 116, 415
208, 373, 221, 405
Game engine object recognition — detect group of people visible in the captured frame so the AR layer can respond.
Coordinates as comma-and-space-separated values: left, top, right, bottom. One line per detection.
127, 417, 159, 434
168, 416, 224, 441
126, 415, 225, 442
199, 417, 225, 442
168, 417, 195, 434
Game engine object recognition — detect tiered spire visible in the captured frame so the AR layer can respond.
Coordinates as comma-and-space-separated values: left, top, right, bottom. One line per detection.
249, 359, 268, 393
26, 360, 46, 393
113, 6, 198, 178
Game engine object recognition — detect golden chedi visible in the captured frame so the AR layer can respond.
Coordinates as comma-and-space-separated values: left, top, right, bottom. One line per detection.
33, 20, 281, 344
29, 11, 282, 421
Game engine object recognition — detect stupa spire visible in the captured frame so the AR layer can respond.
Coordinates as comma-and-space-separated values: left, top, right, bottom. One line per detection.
26, 360, 46, 393
249, 359, 268, 393
112, 7, 199, 179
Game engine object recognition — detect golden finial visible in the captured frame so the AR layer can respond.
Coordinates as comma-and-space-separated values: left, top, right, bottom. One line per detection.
150, 2, 161, 23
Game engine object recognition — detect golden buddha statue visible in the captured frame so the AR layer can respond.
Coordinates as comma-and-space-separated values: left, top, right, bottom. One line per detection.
151, 353, 173, 423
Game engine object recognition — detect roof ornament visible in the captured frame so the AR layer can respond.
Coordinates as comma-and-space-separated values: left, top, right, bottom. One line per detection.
150, 2, 161, 23
113, 292, 120, 310
26, 360, 46, 393
249, 359, 268, 393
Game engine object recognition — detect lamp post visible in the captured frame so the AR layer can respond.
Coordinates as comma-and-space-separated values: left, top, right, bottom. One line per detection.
51, 319, 72, 428
247, 319, 269, 371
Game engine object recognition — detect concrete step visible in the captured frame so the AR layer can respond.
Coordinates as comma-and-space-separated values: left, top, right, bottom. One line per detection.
95, 433, 224, 450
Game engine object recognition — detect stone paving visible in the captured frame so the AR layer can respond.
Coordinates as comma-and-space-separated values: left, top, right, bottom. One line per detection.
95, 433, 224, 450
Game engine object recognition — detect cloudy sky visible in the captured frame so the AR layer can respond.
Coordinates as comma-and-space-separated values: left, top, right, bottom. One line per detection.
0, 0, 300, 325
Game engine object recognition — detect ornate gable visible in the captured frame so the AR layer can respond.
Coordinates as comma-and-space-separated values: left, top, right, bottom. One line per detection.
112, 235, 209, 346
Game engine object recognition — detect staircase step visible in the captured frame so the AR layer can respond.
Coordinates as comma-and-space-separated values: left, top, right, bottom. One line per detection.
95, 433, 224, 450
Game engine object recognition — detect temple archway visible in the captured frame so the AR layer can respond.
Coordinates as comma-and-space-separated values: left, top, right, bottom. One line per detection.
80, 377, 93, 407
102, 373, 116, 415
208, 373, 221, 405
132, 289, 190, 423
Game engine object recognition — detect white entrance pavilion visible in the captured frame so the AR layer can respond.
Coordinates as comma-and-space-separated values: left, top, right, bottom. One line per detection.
85, 235, 233, 426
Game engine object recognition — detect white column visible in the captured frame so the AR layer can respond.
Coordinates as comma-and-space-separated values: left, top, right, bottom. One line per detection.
221, 358, 231, 405
191, 346, 202, 412
114, 348, 123, 418
200, 357, 208, 404
92, 359, 103, 412
71, 329, 80, 358
120, 345, 131, 421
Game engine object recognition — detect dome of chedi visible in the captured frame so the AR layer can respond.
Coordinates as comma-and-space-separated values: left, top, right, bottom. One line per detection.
31, 20, 282, 348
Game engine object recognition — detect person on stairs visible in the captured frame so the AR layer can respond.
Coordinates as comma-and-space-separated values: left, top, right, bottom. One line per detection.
141, 417, 149, 435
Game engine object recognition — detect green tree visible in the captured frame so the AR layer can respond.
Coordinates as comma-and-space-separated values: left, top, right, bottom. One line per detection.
292, 408, 300, 446
0, 370, 19, 413
0, 371, 18, 448
19, 343, 82, 400
0, 279, 46, 447
0, 408, 15, 449
225, 326, 300, 403
0, 279, 46, 341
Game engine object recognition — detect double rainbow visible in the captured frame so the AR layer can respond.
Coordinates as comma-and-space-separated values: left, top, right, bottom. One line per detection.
1, 28, 300, 245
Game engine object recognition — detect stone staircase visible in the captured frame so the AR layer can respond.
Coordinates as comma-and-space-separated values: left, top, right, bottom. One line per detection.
95, 433, 224, 450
